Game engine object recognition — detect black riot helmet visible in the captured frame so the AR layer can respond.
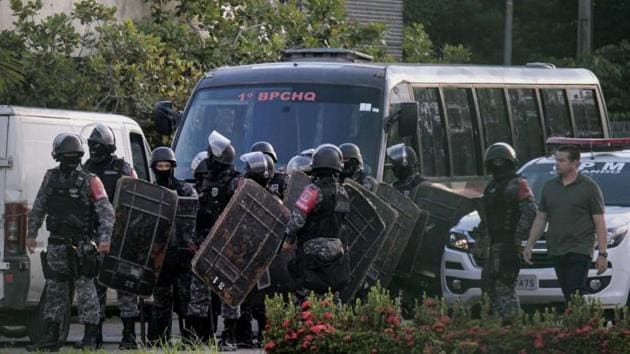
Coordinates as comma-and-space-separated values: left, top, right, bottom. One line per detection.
387, 143, 417, 180
150, 146, 177, 168
484, 142, 517, 167
51, 133, 84, 161
207, 130, 235, 166
339, 142, 363, 179
286, 155, 312, 175
88, 123, 116, 152
250, 141, 278, 163
300, 148, 315, 158
191, 151, 209, 177
311, 144, 343, 174
241, 151, 274, 186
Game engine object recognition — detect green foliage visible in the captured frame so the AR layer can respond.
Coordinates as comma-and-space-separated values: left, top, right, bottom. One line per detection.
402, 22, 471, 64
0, 48, 24, 94
1, 0, 389, 141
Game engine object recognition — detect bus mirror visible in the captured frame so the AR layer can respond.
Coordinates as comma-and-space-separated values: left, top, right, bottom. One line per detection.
154, 101, 181, 135
398, 102, 418, 137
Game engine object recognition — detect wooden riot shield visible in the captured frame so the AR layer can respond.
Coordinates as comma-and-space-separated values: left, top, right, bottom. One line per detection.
409, 184, 474, 281
339, 180, 396, 303
371, 183, 422, 287
192, 179, 290, 307
98, 177, 178, 297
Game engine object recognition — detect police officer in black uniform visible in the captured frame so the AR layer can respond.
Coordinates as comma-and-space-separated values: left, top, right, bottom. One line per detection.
387, 143, 427, 197
187, 131, 242, 350
475, 142, 537, 325
339, 143, 377, 191
147, 147, 198, 346
251, 141, 287, 199
83, 124, 139, 350
282, 144, 351, 300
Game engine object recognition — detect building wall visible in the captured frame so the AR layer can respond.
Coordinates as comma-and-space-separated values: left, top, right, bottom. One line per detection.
345, 0, 404, 59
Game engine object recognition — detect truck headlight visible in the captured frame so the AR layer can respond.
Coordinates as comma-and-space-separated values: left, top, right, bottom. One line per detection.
448, 232, 469, 251
605, 225, 628, 248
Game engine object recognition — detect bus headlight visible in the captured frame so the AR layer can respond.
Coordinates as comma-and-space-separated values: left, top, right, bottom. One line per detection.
448, 232, 470, 251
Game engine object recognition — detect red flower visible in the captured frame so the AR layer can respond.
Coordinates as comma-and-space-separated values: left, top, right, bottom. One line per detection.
323, 312, 334, 320
302, 311, 313, 320
304, 319, 314, 327
564, 308, 572, 316
264, 340, 277, 351
320, 299, 332, 307
282, 319, 291, 328
534, 334, 544, 349
305, 335, 314, 342
387, 314, 401, 326
301, 300, 311, 310
310, 324, 327, 334
344, 335, 352, 342
371, 349, 378, 354
297, 328, 305, 335
576, 324, 593, 335
384, 328, 393, 334
432, 323, 445, 333
283, 330, 298, 341
325, 324, 337, 333
424, 298, 437, 308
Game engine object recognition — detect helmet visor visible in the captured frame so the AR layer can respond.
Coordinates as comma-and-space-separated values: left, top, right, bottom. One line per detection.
386, 143, 410, 166
207, 130, 232, 158
191, 151, 209, 171
240, 151, 268, 176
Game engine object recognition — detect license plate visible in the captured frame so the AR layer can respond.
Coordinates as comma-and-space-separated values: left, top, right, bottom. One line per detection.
516, 274, 538, 290
0, 262, 9, 270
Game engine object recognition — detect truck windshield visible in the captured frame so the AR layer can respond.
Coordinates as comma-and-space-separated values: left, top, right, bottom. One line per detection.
173, 84, 383, 180
520, 160, 630, 206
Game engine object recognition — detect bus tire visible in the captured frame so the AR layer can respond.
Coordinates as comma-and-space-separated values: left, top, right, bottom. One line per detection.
27, 284, 71, 344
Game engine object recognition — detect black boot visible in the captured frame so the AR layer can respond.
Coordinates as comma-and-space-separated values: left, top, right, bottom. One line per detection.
218, 319, 237, 351
26, 322, 61, 352
119, 318, 137, 350
73, 323, 100, 350
235, 315, 256, 349
148, 316, 171, 347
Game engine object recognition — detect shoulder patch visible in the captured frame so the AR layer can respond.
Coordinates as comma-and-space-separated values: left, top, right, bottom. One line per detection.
295, 185, 319, 215
517, 177, 534, 201
89, 176, 109, 202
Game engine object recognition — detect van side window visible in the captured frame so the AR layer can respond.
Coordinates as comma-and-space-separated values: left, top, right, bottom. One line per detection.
477, 88, 511, 146
413, 87, 448, 177
541, 89, 573, 138
508, 88, 544, 163
129, 133, 150, 181
443, 88, 479, 176
568, 88, 603, 138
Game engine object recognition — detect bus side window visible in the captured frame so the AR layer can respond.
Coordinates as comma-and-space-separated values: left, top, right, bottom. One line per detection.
413, 87, 448, 177
477, 88, 511, 146
541, 89, 573, 138
508, 88, 544, 163
568, 88, 603, 138
443, 87, 479, 176
129, 132, 150, 181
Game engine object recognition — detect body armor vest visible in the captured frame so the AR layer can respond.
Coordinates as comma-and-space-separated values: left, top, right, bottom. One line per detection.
197, 167, 241, 235
86, 156, 129, 203
45, 168, 95, 241
484, 176, 521, 244
297, 178, 350, 245
268, 171, 287, 199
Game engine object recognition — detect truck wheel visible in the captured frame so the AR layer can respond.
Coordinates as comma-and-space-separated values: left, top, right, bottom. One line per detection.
27, 284, 71, 344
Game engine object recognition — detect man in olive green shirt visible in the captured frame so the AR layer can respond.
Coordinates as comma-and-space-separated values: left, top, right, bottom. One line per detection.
523, 145, 608, 301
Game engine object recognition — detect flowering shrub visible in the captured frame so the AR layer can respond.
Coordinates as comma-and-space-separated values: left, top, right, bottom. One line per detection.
264, 285, 630, 353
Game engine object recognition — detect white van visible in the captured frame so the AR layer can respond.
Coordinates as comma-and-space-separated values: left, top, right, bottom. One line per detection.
0, 106, 153, 340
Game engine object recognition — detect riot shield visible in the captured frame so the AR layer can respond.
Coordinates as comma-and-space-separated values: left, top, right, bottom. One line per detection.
409, 184, 474, 283
340, 179, 397, 303
98, 177, 179, 297
282, 171, 311, 210
371, 183, 422, 287
176, 196, 199, 236
192, 179, 290, 307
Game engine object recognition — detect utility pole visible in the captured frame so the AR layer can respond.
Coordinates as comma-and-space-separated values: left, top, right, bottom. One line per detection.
577, 0, 593, 56
503, 0, 513, 65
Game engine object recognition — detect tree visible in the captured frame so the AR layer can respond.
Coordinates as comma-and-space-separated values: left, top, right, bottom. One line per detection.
0, 49, 23, 95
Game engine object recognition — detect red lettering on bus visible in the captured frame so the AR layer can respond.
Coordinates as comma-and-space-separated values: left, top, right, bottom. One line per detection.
269, 92, 280, 100
280, 92, 291, 101
304, 92, 316, 101
291, 92, 304, 101
258, 92, 269, 101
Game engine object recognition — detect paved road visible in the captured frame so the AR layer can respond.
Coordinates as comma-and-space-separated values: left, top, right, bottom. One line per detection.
0, 316, 263, 353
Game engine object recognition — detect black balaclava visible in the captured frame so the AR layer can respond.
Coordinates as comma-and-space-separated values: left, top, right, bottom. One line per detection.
393, 164, 414, 182
487, 158, 515, 181
206, 156, 230, 179
341, 159, 360, 181
153, 163, 173, 187
59, 153, 82, 174
88, 141, 112, 164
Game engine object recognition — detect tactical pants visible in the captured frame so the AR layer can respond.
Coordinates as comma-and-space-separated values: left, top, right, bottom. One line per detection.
481, 245, 520, 323
187, 275, 211, 318
42, 244, 100, 325
152, 271, 191, 320
96, 283, 140, 320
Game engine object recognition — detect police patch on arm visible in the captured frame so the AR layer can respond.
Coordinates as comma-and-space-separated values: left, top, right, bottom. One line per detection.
89, 176, 109, 201
295, 186, 319, 215
517, 177, 534, 201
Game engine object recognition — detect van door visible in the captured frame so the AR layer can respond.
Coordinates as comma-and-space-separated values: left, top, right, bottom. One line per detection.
0, 114, 10, 297
125, 124, 152, 182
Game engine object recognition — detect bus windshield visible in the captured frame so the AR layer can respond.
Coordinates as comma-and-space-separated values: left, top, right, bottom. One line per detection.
173, 84, 383, 180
